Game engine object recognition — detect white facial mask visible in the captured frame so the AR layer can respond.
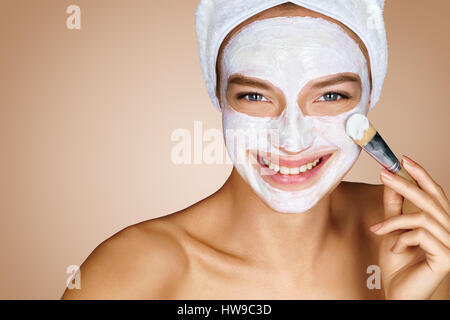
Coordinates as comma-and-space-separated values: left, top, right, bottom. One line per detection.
220, 17, 370, 213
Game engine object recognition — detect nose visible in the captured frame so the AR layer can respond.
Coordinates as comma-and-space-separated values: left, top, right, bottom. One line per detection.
277, 103, 314, 153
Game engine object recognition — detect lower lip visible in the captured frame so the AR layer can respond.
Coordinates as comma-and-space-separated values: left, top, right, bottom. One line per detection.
257, 154, 332, 186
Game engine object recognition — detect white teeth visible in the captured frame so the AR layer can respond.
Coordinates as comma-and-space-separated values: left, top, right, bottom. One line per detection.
259, 155, 322, 175
290, 167, 300, 174
280, 166, 290, 175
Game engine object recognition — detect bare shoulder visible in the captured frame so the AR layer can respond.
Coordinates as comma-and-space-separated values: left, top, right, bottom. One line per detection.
61, 214, 190, 299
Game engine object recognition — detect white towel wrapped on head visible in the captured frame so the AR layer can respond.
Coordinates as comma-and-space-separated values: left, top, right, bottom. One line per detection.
195, 0, 387, 111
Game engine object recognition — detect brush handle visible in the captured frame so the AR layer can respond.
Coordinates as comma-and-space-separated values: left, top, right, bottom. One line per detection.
395, 168, 420, 214
357, 129, 420, 214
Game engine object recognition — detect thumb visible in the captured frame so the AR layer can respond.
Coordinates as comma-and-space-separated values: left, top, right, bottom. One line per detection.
383, 185, 403, 218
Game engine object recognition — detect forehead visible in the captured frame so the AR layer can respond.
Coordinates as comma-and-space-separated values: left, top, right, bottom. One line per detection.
216, 3, 371, 80
223, 17, 365, 84
223, 17, 360, 66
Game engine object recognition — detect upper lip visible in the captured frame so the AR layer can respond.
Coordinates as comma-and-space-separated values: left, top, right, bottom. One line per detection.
253, 150, 335, 168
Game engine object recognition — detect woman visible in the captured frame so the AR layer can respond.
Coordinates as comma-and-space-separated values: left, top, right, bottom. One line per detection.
62, 1, 449, 299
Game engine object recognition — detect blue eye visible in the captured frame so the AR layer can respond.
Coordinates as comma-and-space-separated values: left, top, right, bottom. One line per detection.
317, 92, 349, 102
238, 92, 270, 102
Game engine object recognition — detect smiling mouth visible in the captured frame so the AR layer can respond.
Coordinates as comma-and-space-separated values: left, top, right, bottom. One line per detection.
253, 151, 334, 189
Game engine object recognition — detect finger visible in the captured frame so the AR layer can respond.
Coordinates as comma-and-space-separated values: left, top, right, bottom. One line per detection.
371, 212, 450, 248
391, 229, 450, 274
380, 169, 450, 231
383, 184, 403, 218
402, 156, 449, 214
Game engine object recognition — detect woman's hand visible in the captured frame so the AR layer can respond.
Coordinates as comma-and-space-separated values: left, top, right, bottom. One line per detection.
370, 155, 450, 299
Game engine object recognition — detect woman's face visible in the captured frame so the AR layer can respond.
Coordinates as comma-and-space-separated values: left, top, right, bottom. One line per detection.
219, 16, 371, 213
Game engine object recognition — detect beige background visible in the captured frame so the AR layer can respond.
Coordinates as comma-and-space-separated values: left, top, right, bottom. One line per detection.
0, 0, 449, 299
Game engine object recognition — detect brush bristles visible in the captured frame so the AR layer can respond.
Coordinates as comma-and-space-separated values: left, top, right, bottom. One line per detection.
354, 123, 377, 147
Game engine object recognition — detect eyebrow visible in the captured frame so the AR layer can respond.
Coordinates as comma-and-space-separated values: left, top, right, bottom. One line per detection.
310, 74, 360, 89
227, 73, 360, 91
227, 75, 273, 91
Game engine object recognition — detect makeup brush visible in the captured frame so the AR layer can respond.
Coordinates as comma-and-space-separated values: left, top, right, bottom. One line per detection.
346, 114, 418, 214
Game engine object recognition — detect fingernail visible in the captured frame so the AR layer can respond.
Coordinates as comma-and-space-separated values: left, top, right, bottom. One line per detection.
370, 223, 382, 233
401, 155, 415, 167
380, 169, 394, 182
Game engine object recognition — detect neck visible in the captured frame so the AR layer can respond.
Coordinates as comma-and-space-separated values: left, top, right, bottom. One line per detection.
216, 168, 337, 270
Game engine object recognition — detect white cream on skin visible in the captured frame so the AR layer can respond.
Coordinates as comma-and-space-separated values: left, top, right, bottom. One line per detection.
346, 113, 370, 140
219, 17, 370, 213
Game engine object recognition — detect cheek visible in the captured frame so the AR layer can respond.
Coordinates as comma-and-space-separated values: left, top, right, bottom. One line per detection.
222, 106, 274, 158
308, 115, 360, 158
